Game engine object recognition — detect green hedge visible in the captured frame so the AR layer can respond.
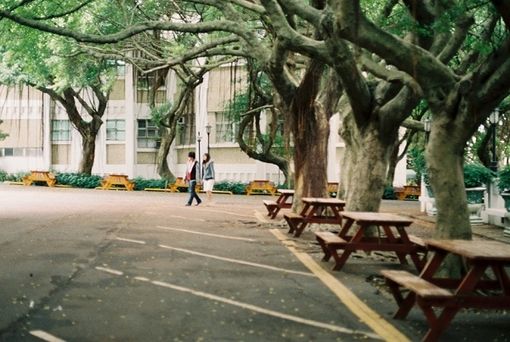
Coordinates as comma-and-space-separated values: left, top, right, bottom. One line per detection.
133, 177, 168, 190
213, 181, 248, 194
56, 173, 102, 188
0, 171, 28, 182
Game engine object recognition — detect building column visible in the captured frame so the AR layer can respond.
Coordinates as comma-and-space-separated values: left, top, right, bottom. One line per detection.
42, 93, 52, 170
125, 63, 135, 177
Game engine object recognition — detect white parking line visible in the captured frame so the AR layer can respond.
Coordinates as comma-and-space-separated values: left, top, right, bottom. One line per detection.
197, 208, 257, 218
169, 215, 206, 222
93, 267, 378, 339
115, 237, 146, 245
158, 244, 314, 277
30, 330, 66, 342
95, 266, 124, 276
155, 226, 256, 242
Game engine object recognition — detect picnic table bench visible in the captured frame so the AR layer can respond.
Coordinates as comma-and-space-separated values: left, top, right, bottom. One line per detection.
315, 211, 424, 271
284, 197, 346, 237
382, 239, 510, 341
245, 180, 277, 196
263, 189, 294, 219
22, 170, 57, 187
99, 174, 134, 191
394, 185, 421, 200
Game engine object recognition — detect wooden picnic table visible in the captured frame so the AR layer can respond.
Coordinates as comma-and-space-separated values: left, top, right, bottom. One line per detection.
22, 170, 56, 187
316, 211, 422, 271
100, 174, 134, 191
284, 197, 346, 237
263, 189, 294, 219
382, 239, 510, 341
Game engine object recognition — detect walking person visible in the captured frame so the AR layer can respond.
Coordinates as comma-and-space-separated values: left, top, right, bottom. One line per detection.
202, 153, 215, 205
185, 151, 201, 206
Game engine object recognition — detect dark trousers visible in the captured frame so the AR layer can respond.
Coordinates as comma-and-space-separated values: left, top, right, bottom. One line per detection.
187, 180, 201, 205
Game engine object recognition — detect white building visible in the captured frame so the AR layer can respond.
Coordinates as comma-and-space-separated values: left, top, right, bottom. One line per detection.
0, 64, 407, 186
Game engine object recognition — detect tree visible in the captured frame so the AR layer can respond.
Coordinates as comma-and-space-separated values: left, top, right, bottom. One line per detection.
0, 8, 115, 174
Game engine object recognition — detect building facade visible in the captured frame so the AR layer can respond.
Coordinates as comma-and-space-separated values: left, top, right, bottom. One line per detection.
0, 64, 406, 186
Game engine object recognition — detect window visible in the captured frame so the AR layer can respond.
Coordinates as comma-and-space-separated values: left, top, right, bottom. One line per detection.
215, 111, 238, 143
51, 120, 71, 142
106, 120, 125, 141
137, 119, 160, 148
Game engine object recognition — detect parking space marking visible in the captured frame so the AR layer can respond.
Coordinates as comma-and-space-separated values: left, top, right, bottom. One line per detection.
95, 266, 124, 276
196, 208, 257, 218
168, 215, 206, 222
30, 330, 66, 342
94, 267, 379, 339
155, 226, 256, 242
270, 229, 410, 342
158, 244, 315, 277
115, 237, 146, 245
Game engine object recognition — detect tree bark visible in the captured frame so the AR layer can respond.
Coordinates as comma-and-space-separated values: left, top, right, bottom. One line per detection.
80, 133, 96, 175
341, 116, 397, 212
289, 62, 330, 211
426, 115, 472, 240
156, 127, 176, 180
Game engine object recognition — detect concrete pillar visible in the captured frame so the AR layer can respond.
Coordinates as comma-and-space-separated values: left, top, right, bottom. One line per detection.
125, 63, 135, 177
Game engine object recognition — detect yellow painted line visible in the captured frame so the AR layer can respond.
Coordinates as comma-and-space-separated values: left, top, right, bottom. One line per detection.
270, 229, 410, 342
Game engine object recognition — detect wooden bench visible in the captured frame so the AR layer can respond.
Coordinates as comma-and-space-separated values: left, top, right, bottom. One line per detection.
22, 171, 56, 187
100, 174, 134, 191
381, 269, 453, 341
315, 231, 347, 266
283, 212, 305, 235
263, 200, 278, 216
245, 180, 277, 196
394, 185, 421, 200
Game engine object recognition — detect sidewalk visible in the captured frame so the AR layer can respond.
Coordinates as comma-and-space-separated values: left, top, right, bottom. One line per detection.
379, 199, 510, 244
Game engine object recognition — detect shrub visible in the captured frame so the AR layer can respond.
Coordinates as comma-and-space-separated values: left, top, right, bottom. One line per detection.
382, 186, 396, 200
0, 171, 28, 182
463, 163, 494, 188
133, 177, 167, 191
56, 173, 102, 188
497, 165, 510, 193
214, 181, 247, 194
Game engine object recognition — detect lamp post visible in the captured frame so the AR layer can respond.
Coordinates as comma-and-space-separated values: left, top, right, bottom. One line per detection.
205, 124, 212, 154
489, 109, 500, 172
197, 131, 202, 180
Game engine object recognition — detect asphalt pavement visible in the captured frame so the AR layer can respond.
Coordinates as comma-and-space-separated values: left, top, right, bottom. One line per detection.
0, 184, 508, 342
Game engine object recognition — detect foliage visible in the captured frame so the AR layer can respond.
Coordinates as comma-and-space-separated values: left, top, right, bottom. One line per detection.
55, 173, 102, 188
463, 163, 494, 188
133, 177, 168, 191
407, 146, 428, 185
497, 165, 510, 193
213, 181, 248, 195
382, 186, 396, 200
0, 170, 27, 182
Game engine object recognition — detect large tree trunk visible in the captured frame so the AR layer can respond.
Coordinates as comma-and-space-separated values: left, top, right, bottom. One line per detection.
292, 105, 330, 211
156, 127, 176, 180
426, 115, 471, 240
79, 133, 96, 175
342, 118, 396, 212
289, 62, 331, 211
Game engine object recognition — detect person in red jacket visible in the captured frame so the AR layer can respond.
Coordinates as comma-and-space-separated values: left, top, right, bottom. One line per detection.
184, 151, 201, 206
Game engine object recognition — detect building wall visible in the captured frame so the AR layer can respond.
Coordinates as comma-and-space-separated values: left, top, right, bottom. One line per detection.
0, 63, 407, 187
